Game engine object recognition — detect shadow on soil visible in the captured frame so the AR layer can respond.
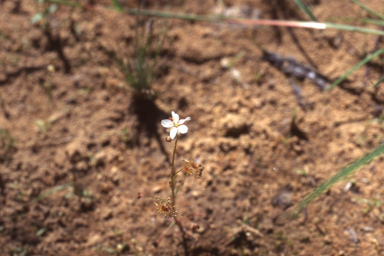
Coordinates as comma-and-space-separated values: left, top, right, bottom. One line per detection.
130, 93, 170, 164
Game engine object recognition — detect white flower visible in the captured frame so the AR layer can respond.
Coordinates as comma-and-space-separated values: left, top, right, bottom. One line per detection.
161, 111, 191, 139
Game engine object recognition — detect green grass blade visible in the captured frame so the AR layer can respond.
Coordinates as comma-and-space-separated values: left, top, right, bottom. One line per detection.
289, 143, 384, 217
33, 183, 71, 202
328, 47, 384, 90
44, 0, 81, 7
35, 1, 384, 36
360, 18, 384, 26
371, 74, 384, 88
293, 0, 318, 21
351, 0, 384, 21
324, 22, 384, 35
111, 0, 124, 12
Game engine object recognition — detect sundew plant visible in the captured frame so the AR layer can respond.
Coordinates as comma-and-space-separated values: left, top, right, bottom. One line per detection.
139, 111, 203, 244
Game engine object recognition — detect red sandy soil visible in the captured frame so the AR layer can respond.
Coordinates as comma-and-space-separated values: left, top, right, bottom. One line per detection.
2, 0, 384, 255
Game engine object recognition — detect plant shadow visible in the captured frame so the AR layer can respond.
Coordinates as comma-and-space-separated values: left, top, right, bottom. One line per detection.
130, 93, 170, 164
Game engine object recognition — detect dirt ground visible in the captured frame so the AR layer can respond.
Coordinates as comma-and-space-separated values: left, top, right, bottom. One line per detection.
2, 0, 384, 255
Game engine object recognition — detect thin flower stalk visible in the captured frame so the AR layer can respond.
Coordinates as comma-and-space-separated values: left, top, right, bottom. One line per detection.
170, 136, 178, 210
139, 110, 203, 246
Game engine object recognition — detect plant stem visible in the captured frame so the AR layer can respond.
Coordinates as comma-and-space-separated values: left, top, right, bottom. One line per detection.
170, 136, 178, 209
169, 136, 187, 247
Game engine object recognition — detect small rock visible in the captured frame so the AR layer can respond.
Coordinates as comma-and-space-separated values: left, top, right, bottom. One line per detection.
54, 150, 67, 167
195, 225, 205, 233
76, 161, 88, 172
218, 137, 239, 152
324, 235, 332, 245
271, 187, 292, 208
111, 166, 119, 174
65, 137, 88, 163
259, 218, 274, 233
343, 182, 352, 191
94, 151, 107, 165
81, 197, 94, 210
152, 186, 162, 193
101, 182, 114, 193
94, 148, 121, 165
345, 228, 358, 244
191, 190, 200, 197
73, 217, 89, 227
101, 208, 113, 220
86, 233, 102, 246
218, 113, 251, 138
109, 166, 121, 183
361, 226, 374, 232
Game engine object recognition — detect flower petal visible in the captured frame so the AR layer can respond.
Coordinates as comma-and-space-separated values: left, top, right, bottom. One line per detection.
171, 111, 179, 123
178, 117, 191, 125
170, 127, 178, 139
161, 119, 174, 128
178, 125, 188, 134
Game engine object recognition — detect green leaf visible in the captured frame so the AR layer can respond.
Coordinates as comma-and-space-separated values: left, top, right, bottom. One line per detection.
328, 47, 384, 90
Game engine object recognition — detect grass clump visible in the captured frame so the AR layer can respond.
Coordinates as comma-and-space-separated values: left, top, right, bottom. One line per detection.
100, 2, 167, 100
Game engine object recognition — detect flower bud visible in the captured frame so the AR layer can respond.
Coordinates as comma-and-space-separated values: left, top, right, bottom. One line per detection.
196, 165, 204, 178
165, 136, 172, 142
